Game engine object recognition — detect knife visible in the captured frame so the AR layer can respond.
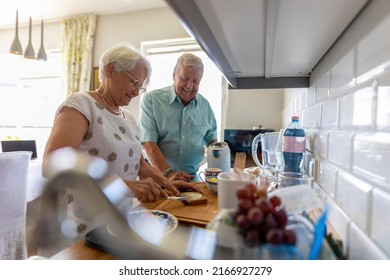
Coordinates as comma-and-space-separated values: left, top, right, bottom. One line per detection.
166, 196, 187, 201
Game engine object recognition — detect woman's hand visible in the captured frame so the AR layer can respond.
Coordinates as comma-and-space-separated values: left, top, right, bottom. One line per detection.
125, 177, 167, 203
163, 180, 202, 196
166, 171, 194, 182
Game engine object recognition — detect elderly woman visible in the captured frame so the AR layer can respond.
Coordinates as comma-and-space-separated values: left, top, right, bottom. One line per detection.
43, 45, 200, 205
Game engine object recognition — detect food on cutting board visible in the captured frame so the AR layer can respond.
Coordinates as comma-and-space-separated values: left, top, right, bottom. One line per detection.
180, 192, 208, 206
233, 183, 296, 248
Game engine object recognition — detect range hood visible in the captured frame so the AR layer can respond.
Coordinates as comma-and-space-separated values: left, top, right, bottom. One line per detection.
165, 0, 370, 89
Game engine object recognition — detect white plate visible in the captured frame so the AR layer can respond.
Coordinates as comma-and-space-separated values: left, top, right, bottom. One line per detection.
149, 210, 178, 234
126, 209, 178, 235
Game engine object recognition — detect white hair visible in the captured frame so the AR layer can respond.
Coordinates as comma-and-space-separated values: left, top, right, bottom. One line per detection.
174, 53, 204, 74
98, 45, 151, 85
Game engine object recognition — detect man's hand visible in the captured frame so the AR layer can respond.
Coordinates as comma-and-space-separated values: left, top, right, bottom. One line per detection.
125, 177, 168, 203
166, 171, 194, 182
164, 180, 202, 196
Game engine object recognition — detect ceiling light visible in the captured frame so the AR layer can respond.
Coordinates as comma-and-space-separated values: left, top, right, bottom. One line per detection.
24, 16, 36, 59
10, 10, 23, 55
37, 20, 47, 61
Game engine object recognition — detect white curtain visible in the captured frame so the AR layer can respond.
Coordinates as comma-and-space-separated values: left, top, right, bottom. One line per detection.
61, 14, 97, 96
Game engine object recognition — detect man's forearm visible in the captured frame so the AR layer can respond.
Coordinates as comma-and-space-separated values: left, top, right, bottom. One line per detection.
143, 142, 171, 174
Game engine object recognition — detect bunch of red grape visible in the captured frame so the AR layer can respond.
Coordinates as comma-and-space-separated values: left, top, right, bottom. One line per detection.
233, 183, 297, 248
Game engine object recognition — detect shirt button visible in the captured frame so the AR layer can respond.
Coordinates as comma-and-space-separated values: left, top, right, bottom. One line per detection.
182, 136, 185, 138
180, 151, 183, 154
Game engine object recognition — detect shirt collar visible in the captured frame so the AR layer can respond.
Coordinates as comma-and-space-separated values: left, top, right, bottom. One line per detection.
169, 85, 198, 106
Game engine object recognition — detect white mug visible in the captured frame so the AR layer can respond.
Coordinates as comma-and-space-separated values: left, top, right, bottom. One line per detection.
199, 167, 222, 183
217, 171, 257, 209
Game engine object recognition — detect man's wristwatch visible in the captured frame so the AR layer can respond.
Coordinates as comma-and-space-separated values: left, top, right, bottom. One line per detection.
162, 167, 174, 177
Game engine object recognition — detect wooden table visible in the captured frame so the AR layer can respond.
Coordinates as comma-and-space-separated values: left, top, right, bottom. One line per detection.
51, 182, 218, 260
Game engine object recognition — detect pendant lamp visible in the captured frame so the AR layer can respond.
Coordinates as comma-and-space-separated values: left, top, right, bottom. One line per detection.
10, 10, 23, 55
24, 16, 36, 59
37, 20, 47, 61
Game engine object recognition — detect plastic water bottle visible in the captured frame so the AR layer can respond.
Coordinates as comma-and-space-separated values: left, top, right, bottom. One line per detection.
283, 116, 305, 173
274, 129, 285, 173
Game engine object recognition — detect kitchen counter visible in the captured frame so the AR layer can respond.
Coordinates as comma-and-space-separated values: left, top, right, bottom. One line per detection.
50, 184, 338, 260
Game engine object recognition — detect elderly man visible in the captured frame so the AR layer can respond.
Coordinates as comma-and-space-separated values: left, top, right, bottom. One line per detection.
139, 53, 217, 182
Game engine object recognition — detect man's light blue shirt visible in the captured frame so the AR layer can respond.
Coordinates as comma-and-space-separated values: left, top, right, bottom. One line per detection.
139, 85, 217, 175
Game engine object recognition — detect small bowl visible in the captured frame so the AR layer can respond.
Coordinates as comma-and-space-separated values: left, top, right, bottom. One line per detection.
206, 178, 218, 193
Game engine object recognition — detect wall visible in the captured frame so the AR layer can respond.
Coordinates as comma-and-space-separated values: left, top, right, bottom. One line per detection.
93, 8, 188, 63
226, 88, 284, 131
282, 0, 390, 259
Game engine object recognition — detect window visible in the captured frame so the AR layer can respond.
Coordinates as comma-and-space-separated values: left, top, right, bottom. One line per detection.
0, 51, 63, 158
142, 38, 226, 140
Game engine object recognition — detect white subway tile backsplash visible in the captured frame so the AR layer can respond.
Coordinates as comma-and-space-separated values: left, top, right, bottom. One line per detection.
313, 182, 327, 210
357, 15, 390, 79
300, 89, 307, 110
313, 130, 328, 159
327, 198, 350, 256
316, 72, 331, 103
330, 50, 355, 97
371, 188, 390, 256
353, 132, 390, 188
306, 86, 316, 107
302, 108, 310, 129
283, 5, 390, 259
317, 159, 337, 198
309, 103, 321, 129
349, 222, 387, 260
321, 98, 339, 129
308, 157, 318, 180
328, 130, 354, 169
376, 73, 390, 130
339, 86, 376, 129
336, 171, 372, 232
305, 129, 315, 152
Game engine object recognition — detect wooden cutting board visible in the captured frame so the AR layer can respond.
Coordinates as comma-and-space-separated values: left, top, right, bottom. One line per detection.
141, 182, 219, 227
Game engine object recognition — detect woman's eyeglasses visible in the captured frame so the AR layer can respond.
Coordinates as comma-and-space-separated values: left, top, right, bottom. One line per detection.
122, 71, 146, 93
